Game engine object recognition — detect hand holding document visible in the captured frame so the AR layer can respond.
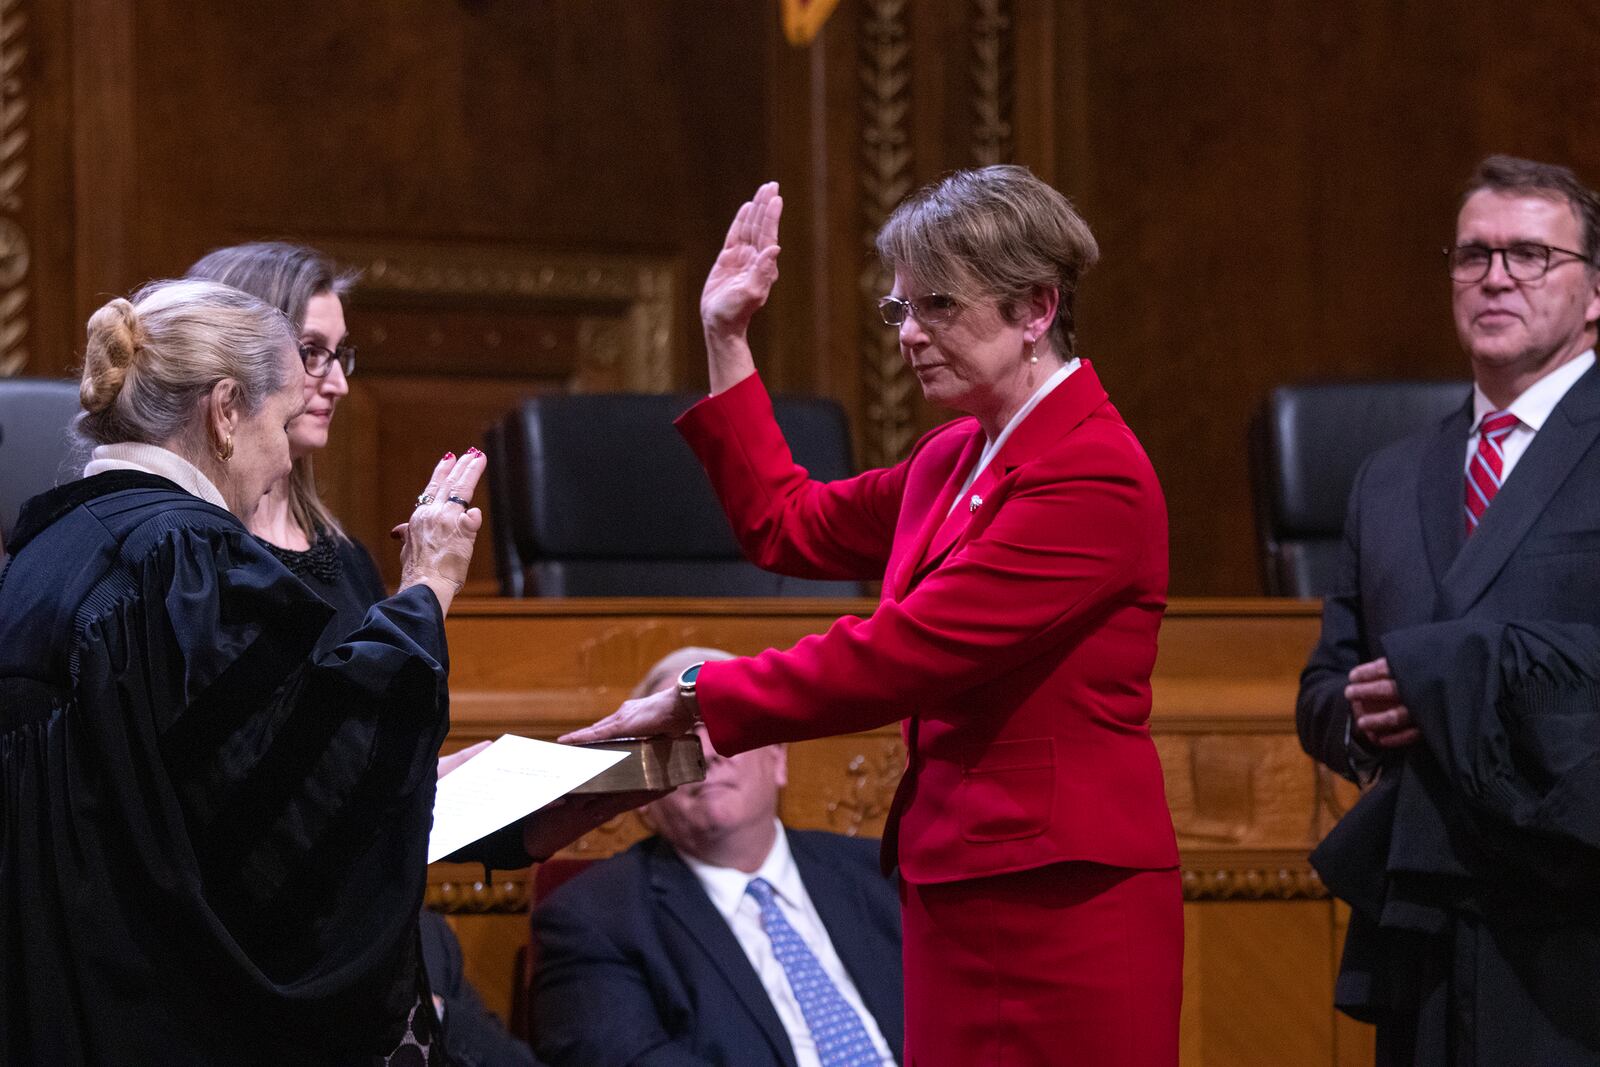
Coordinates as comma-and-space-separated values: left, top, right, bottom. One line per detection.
428, 734, 628, 864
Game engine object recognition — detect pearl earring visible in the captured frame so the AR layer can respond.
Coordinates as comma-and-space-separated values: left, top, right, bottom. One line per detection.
1026, 339, 1038, 364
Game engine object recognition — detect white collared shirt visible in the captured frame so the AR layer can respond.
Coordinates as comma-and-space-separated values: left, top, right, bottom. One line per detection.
949, 358, 1080, 516
680, 824, 897, 1067
1465, 349, 1595, 480
83, 442, 231, 512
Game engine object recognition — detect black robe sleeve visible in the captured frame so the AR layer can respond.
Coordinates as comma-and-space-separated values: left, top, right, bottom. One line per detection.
5, 505, 451, 1064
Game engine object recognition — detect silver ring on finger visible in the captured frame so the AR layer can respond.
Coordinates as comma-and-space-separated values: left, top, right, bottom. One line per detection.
416, 492, 434, 506
446, 494, 470, 508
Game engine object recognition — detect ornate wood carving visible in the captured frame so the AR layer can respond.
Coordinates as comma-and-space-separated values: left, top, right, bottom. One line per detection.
857, 0, 915, 469
818, 737, 904, 837
312, 240, 680, 392
427, 853, 1330, 914
1180, 852, 1329, 901
426, 873, 532, 914
562, 810, 653, 858
0, 0, 28, 377
970, 0, 1014, 166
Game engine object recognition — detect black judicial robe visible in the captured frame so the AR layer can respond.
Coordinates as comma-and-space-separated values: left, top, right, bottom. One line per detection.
1312, 618, 1600, 1067
0, 473, 451, 1066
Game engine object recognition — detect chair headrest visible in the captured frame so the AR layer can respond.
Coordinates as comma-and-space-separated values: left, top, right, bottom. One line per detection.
498, 392, 853, 560
1260, 381, 1470, 535
0, 378, 85, 542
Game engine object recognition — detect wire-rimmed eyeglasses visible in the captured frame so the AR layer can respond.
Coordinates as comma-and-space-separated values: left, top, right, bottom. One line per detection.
299, 341, 357, 378
1445, 242, 1594, 283
877, 293, 960, 328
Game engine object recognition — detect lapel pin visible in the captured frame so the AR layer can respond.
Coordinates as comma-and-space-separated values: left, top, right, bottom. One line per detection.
969, 494, 983, 513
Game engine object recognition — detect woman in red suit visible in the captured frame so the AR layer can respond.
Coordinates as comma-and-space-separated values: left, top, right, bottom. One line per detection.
565, 166, 1181, 1066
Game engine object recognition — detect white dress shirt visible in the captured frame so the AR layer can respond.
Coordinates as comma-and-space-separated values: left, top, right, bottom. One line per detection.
681, 823, 897, 1067
1465, 349, 1595, 480
83, 442, 231, 511
948, 357, 1080, 515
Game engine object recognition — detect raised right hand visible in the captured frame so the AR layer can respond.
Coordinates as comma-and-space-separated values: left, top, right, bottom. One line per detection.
701, 182, 783, 342
395, 449, 486, 615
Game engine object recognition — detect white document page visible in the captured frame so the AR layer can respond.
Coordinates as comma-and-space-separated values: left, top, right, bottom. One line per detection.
428, 734, 629, 863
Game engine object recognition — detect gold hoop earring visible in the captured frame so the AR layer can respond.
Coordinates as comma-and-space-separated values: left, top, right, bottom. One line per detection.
216, 435, 234, 463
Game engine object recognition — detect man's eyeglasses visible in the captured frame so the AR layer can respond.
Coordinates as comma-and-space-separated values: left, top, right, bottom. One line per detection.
1445, 242, 1594, 283
877, 293, 960, 328
298, 341, 357, 378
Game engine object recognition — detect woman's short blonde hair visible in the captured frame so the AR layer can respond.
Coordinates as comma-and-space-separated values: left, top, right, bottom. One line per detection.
75, 279, 293, 450
875, 164, 1100, 357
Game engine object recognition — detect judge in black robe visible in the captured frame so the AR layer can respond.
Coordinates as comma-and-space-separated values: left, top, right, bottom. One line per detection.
0, 276, 489, 1065
0, 471, 458, 1064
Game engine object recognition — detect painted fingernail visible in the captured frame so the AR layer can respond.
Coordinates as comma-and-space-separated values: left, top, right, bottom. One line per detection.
442, 451, 455, 461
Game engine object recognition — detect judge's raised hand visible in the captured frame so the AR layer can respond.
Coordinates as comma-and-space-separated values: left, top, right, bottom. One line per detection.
394, 449, 486, 616
700, 182, 782, 394
558, 687, 697, 746
1346, 657, 1420, 749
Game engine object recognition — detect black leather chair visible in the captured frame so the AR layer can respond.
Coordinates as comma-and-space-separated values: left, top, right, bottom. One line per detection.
0, 378, 83, 548
486, 392, 865, 597
1249, 380, 1471, 597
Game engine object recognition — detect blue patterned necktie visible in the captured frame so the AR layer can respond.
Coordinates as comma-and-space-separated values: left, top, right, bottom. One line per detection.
745, 877, 881, 1067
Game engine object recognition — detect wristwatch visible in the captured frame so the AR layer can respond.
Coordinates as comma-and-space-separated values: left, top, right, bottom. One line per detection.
676, 660, 704, 723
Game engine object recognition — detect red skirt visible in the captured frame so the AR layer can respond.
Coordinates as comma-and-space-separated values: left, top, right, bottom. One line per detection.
899, 862, 1183, 1067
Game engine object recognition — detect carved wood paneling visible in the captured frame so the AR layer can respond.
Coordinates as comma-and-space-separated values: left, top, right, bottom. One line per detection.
316, 241, 680, 393
969, 0, 1014, 166
0, 0, 27, 376
804, 735, 905, 837
25, 0, 1600, 606
1181, 850, 1327, 901
857, 0, 915, 470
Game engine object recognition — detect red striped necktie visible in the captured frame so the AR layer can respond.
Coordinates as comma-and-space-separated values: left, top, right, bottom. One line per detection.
1464, 410, 1520, 534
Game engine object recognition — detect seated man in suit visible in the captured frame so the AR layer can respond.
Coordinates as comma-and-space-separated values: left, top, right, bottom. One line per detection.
530, 647, 903, 1067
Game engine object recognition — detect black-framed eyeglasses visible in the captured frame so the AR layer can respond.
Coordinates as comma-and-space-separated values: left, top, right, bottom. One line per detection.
1445, 242, 1594, 283
298, 341, 357, 377
877, 293, 960, 328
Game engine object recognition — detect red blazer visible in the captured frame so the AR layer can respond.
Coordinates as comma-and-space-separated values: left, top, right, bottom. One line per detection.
677, 363, 1178, 885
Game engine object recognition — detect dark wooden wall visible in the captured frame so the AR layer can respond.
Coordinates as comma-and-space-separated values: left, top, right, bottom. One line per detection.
13, 0, 1600, 592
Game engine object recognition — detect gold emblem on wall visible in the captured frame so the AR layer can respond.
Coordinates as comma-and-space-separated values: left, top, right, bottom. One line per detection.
783, 0, 843, 46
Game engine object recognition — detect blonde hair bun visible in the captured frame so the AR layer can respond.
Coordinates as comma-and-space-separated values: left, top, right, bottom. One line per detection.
80, 297, 143, 415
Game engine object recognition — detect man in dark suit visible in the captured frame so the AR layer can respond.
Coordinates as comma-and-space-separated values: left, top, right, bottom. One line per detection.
420, 911, 541, 1067
530, 649, 902, 1067
1298, 155, 1600, 1066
